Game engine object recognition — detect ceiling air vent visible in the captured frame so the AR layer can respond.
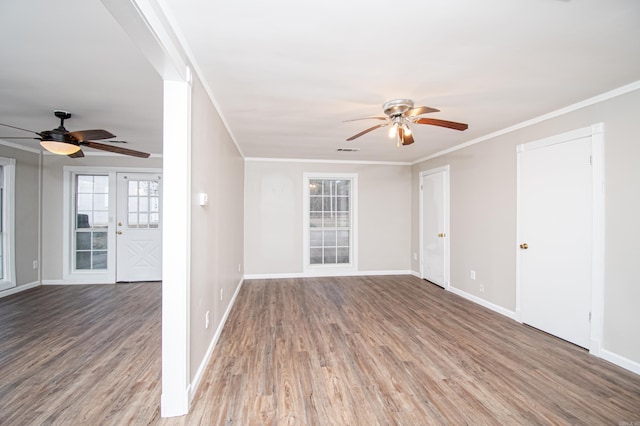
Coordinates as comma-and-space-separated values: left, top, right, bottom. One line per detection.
337, 148, 360, 152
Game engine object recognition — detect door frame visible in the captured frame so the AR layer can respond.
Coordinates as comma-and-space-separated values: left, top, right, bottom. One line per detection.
419, 165, 450, 290
515, 123, 604, 355
61, 165, 163, 285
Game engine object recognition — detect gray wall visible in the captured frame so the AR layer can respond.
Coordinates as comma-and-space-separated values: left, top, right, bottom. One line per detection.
0, 145, 40, 288
189, 75, 245, 381
411, 87, 640, 365
245, 161, 412, 275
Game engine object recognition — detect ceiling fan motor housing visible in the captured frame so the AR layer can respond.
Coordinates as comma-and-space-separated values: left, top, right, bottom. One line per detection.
383, 99, 414, 117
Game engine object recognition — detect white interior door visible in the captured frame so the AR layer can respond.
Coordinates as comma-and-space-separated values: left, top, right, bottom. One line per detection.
421, 168, 448, 288
519, 136, 592, 348
116, 173, 162, 282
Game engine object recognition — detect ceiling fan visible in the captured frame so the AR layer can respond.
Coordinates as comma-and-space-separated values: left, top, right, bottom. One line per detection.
344, 99, 468, 147
0, 110, 150, 158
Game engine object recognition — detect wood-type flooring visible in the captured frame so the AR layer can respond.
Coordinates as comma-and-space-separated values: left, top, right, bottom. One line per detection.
1, 276, 639, 424
163, 276, 640, 425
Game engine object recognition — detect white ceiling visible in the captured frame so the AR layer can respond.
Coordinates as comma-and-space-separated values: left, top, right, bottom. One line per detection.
1, 0, 639, 163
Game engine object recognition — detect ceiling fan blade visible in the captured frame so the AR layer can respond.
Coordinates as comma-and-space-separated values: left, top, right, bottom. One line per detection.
414, 118, 468, 131
69, 129, 116, 141
0, 136, 40, 140
80, 141, 150, 158
346, 123, 387, 141
68, 150, 85, 158
406, 106, 440, 116
0, 122, 41, 135
343, 116, 387, 122
402, 129, 415, 146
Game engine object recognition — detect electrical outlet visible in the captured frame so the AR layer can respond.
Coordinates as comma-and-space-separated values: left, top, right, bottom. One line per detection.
205, 310, 210, 329
413, 252, 417, 261
220, 288, 224, 301
480, 284, 485, 293
32, 260, 39, 269
238, 263, 241, 272
470, 270, 476, 280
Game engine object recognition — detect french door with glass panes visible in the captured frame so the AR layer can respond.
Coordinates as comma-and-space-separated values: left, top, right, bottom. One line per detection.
304, 173, 357, 273
69, 170, 161, 283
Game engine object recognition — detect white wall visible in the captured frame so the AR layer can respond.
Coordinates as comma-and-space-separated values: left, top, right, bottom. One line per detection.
411, 87, 640, 367
245, 161, 411, 276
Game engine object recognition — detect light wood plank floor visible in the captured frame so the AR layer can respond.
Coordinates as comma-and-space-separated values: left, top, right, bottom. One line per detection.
162, 275, 640, 425
0, 282, 162, 425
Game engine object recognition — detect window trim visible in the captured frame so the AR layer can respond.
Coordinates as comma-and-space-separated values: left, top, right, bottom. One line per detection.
303, 172, 358, 275
0, 158, 16, 291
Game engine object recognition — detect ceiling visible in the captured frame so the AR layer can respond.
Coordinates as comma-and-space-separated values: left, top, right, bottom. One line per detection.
1, 0, 639, 163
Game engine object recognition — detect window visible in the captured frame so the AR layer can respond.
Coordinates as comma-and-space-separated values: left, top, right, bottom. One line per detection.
0, 158, 15, 291
74, 175, 109, 270
126, 178, 160, 229
304, 173, 357, 272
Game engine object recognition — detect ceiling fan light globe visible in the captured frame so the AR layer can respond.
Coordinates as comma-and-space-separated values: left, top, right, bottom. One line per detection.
40, 140, 81, 155
388, 122, 399, 138
403, 123, 412, 136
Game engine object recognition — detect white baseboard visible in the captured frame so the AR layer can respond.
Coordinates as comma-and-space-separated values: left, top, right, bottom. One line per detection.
447, 286, 518, 321
410, 270, 421, 278
599, 348, 640, 375
161, 386, 189, 418
0, 281, 40, 299
244, 269, 412, 280
189, 278, 245, 403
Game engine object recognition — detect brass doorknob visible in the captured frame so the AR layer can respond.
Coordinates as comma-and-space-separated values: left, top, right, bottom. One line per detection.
117, 231, 122, 235
438, 233, 446, 238
519, 243, 528, 249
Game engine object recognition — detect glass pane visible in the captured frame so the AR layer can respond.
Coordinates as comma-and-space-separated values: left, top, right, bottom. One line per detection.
337, 230, 350, 246
321, 180, 332, 196
128, 197, 138, 213
310, 230, 322, 247
149, 181, 159, 196
323, 196, 333, 212
128, 180, 137, 196
310, 248, 323, 265
77, 194, 92, 210
310, 212, 322, 228
309, 180, 322, 196
336, 212, 350, 228
150, 213, 160, 226
337, 196, 349, 212
76, 232, 91, 250
139, 197, 149, 213
139, 213, 149, 226
337, 247, 350, 264
93, 212, 109, 227
150, 197, 159, 213
92, 251, 108, 269
138, 181, 149, 196
336, 180, 350, 196
323, 213, 336, 228
76, 252, 91, 270
92, 232, 107, 250
94, 176, 109, 194
77, 212, 91, 228
309, 196, 322, 212
93, 194, 108, 211
323, 247, 337, 264
323, 230, 336, 246
129, 213, 138, 227
77, 176, 93, 193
